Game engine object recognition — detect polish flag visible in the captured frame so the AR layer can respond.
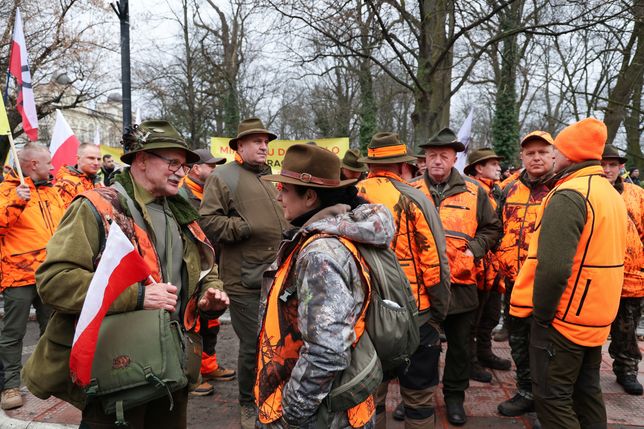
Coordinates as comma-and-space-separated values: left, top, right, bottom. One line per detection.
8, 8, 38, 141
70, 222, 151, 387
50, 110, 80, 175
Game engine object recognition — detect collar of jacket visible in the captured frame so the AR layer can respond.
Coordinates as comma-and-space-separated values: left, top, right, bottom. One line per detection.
66, 165, 100, 184
184, 175, 204, 193
6, 171, 52, 188
549, 160, 603, 188
234, 151, 272, 175
112, 168, 200, 226
425, 167, 467, 197
518, 169, 554, 190
367, 169, 405, 183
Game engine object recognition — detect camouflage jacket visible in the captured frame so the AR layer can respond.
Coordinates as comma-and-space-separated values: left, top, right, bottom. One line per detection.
258, 203, 394, 429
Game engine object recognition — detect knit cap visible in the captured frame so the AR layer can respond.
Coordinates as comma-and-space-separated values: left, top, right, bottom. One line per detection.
553, 118, 607, 162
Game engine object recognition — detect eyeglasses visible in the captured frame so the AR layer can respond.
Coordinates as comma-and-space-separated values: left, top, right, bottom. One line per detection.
147, 151, 191, 174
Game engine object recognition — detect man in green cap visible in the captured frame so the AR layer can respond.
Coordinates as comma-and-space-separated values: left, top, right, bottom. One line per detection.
413, 128, 501, 426
22, 120, 230, 427
199, 117, 289, 428
341, 148, 368, 180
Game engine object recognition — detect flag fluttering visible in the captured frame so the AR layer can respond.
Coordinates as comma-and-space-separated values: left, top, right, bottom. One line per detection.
8, 8, 38, 141
70, 222, 151, 387
93, 127, 101, 146
455, 108, 475, 174
50, 110, 80, 174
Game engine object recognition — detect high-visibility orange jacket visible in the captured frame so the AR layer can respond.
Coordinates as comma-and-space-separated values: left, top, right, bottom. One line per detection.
618, 180, 644, 298
357, 170, 450, 320
496, 171, 552, 283
413, 169, 501, 314
0, 173, 65, 290
54, 165, 102, 207
511, 164, 627, 346
256, 234, 375, 428
469, 176, 503, 292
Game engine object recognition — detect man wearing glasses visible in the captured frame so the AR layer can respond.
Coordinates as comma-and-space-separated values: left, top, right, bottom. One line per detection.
199, 118, 289, 429
23, 120, 229, 427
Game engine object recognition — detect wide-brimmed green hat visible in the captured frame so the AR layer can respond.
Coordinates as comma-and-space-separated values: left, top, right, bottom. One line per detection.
120, 120, 199, 165
464, 147, 504, 176
228, 117, 277, 151
418, 127, 465, 152
358, 132, 415, 164
341, 148, 368, 172
602, 144, 627, 164
414, 146, 425, 159
262, 144, 356, 188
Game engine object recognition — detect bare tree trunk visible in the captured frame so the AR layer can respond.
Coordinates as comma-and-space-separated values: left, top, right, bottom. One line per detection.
624, 68, 643, 170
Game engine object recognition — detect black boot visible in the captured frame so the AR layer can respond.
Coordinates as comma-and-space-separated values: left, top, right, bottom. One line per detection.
497, 392, 534, 416
470, 362, 492, 383
444, 397, 467, 426
617, 374, 643, 395
478, 353, 511, 371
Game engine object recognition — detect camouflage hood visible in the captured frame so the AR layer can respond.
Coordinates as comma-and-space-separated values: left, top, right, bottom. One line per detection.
303, 203, 395, 248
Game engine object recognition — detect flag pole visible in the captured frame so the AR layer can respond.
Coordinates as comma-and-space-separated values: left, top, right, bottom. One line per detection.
7, 133, 24, 185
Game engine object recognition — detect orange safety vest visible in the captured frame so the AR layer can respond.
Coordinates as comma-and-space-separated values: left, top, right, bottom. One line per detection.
80, 187, 211, 330
415, 178, 480, 286
55, 166, 103, 207
511, 165, 627, 346
621, 182, 644, 298
357, 171, 441, 311
496, 176, 551, 283
255, 234, 375, 428
470, 176, 503, 291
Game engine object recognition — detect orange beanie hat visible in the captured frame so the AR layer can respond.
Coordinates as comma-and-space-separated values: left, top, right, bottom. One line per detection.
553, 118, 607, 162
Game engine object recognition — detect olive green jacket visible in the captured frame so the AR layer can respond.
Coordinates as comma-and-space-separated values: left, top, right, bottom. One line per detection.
22, 170, 222, 409
199, 160, 288, 295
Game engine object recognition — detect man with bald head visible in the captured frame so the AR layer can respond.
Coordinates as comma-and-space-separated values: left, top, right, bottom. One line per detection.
55, 143, 103, 207
0, 143, 65, 410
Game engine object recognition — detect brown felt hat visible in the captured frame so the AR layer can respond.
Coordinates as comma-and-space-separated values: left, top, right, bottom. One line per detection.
358, 132, 415, 164
262, 144, 356, 188
464, 147, 504, 176
341, 148, 368, 172
602, 144, 627, 164
120, 120, 199, 165
228, 117, 277, 151
418, 128, 465, 152
193, 148, 226, 165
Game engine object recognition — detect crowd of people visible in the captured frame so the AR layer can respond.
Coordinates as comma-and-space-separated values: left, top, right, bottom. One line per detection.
0, 116, 641, 429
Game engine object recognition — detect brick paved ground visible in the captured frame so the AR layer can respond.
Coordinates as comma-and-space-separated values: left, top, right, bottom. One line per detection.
1, 320, 643, 428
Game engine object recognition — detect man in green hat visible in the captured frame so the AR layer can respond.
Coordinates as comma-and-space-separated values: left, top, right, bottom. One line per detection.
22, 120, 230, 427
601, 144, 644, 396
463, 148, 511, 384
357, 132, 450, 428
341, 148, 368, 180
413, 127, 501, 426
199, 117, 289, 428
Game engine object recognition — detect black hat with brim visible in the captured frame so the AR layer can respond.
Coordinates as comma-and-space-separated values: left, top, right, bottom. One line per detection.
418, 127, 465, 152
602, 144, 627, 164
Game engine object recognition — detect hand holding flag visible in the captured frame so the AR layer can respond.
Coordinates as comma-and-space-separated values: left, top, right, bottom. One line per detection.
70, 222, 151, 387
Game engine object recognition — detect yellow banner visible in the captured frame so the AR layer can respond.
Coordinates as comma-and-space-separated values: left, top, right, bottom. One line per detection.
0, 95, 11, 136
209, 137, 350, 172
99, 145, 123, 160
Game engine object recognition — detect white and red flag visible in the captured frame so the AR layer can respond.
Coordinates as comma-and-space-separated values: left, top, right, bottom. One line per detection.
70, 222, 151, 387
8, 8, 38, 141
50, 110, 80, 175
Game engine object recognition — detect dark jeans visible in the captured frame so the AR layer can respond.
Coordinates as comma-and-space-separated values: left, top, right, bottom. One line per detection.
228, 292, 260, 405
0, 285, 51, 389
509, 315, 532, 394
80, 387, 188, 429
530, 322, 606, 429
471, 288, 502, 361
609, 297, 642, 377
442, 309, 476, 402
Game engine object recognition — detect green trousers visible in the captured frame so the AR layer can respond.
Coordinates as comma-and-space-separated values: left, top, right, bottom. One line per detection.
0, 285, 50, 389
228, 292, 261, 405
530, 321, 606, 429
